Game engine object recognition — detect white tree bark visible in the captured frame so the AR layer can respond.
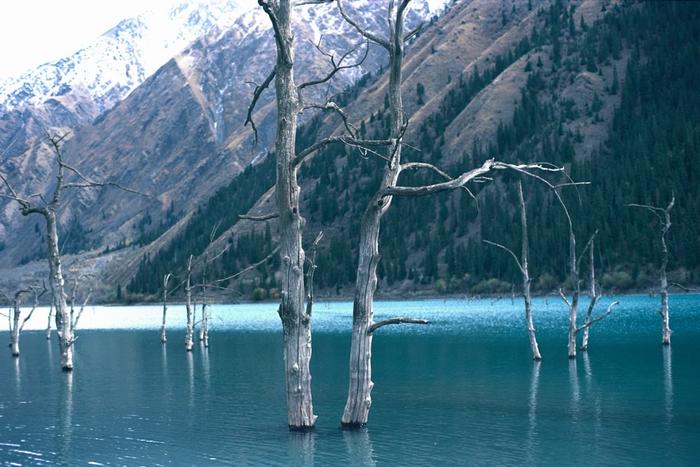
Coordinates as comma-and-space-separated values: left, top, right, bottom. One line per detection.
185, 256, 195, 352
46, 300, 54, 340
199, 258, 209, 347
341, 0, 408, 428
629, 196, 675, 345
161, 273, 172, 344
8, 287, 44, 357
47, 211, 74, 370
566, 232, 580, 359
581, 237, 598, 351
253, 0, 317, 430
485, 181, 541, 360
659, 200, 674, 346
1, 133, 141, 370
10, 299, 21, 357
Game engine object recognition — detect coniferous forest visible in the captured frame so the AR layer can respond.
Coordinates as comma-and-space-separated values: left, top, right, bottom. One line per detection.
127, 1, 700, 299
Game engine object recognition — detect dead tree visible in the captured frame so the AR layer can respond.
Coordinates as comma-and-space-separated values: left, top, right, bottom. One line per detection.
629, 196, 675, 345
336, 0, 569, 426
305, 232, 324, 320
580, 234, 599, 351
198, 225, 222, 348
185, 255, 195, 352
160, 273, 172, 344
67, 277, 93, 336
484, 181, 542, 360
5, 286, 46, 356
248, 0, 377, 430
579, 233, 617, 351
46, 298, 54, 340
0, 133, 141, 370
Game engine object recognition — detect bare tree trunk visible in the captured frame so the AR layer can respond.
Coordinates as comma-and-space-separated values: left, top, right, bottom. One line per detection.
10, 302, 20, 357
1, 132, 141, 370
518, 182, 542, 361
259, 0, 316, 430
185, 256, 194, 352
660, 204, 672, 346
660, 275, 670, 345
161, 273, 171, 344
200, 302, 209, 348
46, 300, 54, 340
629, 197, 674, 345
47, 212, 73, 370
581, 239, 598, 351
199, 267, 209, 347
342, 0, 406, 428
566, 232, 579, 359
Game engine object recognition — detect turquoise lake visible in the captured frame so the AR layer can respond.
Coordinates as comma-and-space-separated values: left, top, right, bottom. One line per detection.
1, 295, 699, 465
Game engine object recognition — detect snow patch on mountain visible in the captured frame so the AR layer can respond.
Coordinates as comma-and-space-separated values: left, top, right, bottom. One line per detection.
0, 0, 255, 113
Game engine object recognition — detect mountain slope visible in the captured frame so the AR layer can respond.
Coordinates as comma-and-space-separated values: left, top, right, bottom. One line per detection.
128, 0, 700, 300
0, 0, 447, 283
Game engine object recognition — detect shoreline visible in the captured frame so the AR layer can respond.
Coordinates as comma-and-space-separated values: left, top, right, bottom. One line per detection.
85, 288, 700, 307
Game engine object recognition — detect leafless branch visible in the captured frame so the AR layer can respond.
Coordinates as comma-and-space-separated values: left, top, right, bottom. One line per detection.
299, 39, 369, 91
384, 159, 567, 197
336, 0, 391, 49
203, 246, 280, 287
258, 1, 292, 65
576, 301, 619, 333
368, 317, 430, 334
239, 213, 280, 221
305, 231, 324, 319
245, 65, 277, 145
483, 240, 524, 274
302, 100, 358, 137
558, 288, 572, 309
293, 136, 394, 166
404, 22, 423, 42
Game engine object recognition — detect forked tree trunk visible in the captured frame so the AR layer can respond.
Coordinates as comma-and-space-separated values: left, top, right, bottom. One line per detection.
342, 1, 406, 428
185, 257, 195, 352
518, 183, 542, 361
47, 212, 73, 370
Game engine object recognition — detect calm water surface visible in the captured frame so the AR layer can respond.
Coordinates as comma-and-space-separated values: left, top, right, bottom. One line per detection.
1, 295, 699, 465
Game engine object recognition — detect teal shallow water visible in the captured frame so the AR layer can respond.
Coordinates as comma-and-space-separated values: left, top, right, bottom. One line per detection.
1, 295, 699, 465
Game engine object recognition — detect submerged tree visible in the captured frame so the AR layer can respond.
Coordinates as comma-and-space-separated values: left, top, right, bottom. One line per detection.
160, 273, 172, 344
0, 134, 140, 370
248, 0, 377, 429
628, 196, 675, 345
484, 181, 542, 360
46, 298, 54, 340
559, 227, 618, 358
185, 255, 195, 352
336, 0, 566, 426
5, 285, 46, 357
579, 233, 618, 351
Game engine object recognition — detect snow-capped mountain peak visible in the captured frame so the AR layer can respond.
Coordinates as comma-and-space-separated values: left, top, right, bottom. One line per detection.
0, 0, 255, 114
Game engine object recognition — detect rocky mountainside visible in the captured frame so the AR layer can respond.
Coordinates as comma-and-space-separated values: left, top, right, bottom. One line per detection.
3, 0, 699, 301
0, 0, 447, 290
126, 0, 700, 301
0, 1, 260, 158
